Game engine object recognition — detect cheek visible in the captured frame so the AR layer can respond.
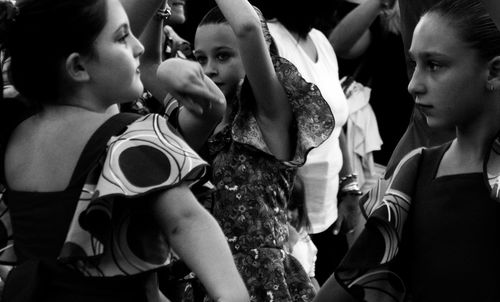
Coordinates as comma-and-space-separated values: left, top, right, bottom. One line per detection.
228, 62, 245, 83
111, 54, 137, 80
221, 62, 245, 84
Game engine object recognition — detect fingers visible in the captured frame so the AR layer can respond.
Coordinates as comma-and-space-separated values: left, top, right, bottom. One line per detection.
157, 58, 225, 116
178, 95, 204, 116
176, 77, 225, 117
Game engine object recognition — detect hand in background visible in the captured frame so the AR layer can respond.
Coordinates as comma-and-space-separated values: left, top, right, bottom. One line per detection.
157, 58, 226, 117
332, 194, 362, 236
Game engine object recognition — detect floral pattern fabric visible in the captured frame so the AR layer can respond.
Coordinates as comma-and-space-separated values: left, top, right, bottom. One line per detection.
204, 55, 334, 302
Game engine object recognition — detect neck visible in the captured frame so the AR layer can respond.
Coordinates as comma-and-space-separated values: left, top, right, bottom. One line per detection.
55, 89, 116, 113
42, 100, 119, 118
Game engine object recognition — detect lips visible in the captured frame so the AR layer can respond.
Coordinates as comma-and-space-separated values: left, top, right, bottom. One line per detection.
171, 0, 185, 6
416, 102, 432, 114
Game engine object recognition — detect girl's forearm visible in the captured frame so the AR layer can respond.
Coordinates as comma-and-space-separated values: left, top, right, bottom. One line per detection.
120, 0, 165, 36
329, 0, 386, 58
154, 187, 249, 302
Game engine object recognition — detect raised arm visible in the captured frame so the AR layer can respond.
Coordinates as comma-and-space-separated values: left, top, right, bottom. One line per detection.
138, 1, 166, 101
153, 184, 249, 302
120, 0, 164, 37
156, 59, 226, 150
214, 0, 293, 160
138, 2, 226, 150
329, 0, 395, 59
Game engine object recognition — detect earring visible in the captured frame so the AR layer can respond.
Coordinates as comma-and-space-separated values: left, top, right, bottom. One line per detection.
488, 83, 496, 92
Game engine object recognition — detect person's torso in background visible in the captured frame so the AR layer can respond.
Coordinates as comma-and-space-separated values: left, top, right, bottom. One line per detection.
269, 21, 348, 233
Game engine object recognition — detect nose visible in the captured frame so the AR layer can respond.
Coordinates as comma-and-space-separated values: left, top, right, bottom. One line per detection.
203, 59, 218, 78
408, 67, 425, 98
131, 34, 145, 58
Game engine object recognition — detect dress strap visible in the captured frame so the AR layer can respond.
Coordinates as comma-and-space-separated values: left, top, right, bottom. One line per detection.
67, 113, 142, 188
417, 142, 452, 184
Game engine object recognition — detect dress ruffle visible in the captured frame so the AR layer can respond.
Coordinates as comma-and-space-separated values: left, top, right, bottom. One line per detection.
335, 148, 423, 301
58, 114, 209, 276
231, 55, 334, 166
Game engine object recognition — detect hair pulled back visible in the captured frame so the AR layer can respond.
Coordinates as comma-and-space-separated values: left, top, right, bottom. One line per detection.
426, 0, 500, 62
263, 0, 339, 39
0, 0, 106, 105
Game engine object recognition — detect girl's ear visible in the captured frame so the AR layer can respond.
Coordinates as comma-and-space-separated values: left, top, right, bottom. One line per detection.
487, 56, 500, 91
65, 53, 90, 82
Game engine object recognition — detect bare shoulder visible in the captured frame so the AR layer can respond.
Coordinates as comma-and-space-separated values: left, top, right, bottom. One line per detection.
4, 111, 110, 192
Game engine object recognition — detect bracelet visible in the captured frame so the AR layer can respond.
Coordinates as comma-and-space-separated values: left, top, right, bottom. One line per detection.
339, 188, 363, 199
339, 173, 357, 183
339, 173, 358, 188
156, 8, 171, 22
338, 181, 363, 199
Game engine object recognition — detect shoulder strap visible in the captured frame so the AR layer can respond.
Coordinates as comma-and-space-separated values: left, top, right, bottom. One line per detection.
416, 142, 451, 185
67, 113, 142, 187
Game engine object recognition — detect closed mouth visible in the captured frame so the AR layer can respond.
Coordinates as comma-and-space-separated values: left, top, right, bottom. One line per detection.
416, 103, 433, 114
416, 102, 432, 108
172, 0, 185, 6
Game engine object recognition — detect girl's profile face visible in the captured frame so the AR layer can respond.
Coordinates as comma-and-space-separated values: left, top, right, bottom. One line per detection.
408, 13, 489, 129
84, 0, 144, 105
194, 23, 245, 100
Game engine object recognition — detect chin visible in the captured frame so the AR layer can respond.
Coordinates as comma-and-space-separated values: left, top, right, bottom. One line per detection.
168, 8, 186, 24
122, 85, 145, 103
426, 118, 454, 131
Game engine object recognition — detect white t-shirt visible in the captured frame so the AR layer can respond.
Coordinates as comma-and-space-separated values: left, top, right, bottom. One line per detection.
291, 230, 318, 278
269, 21, 349, 233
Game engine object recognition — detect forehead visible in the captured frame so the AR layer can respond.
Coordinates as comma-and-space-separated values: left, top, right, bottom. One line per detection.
410, 13, 468, 57
194, 23, 238, 50
102, 0, 128, 29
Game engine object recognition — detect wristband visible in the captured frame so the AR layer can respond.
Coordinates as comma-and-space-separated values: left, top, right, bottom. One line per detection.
338, 181, 363, 200
339, 173, 358, 188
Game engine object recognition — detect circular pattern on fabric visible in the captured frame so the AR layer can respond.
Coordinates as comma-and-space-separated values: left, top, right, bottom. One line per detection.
119, 146, 171, 187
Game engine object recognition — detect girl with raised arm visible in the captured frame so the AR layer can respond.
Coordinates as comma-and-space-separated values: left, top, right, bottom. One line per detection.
0, 0, 248, 301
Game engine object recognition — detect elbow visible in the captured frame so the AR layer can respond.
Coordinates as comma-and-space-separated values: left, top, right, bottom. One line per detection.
232, 18, 261, 39
329, 39, 351, 58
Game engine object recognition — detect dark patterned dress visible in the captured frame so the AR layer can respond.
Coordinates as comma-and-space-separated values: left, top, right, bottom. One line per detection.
203, 55, 334, 302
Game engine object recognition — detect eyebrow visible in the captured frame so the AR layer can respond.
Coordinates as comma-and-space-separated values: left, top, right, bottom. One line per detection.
193, 46, 234, 56
408, 50, 448, 59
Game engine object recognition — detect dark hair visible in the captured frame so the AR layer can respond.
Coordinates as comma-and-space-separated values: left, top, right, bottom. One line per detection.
265, 0, 340, 39
288, 175, 311, 232
0, 0, 106, 105
425, 0, 500, 62
198, 5, 275, 52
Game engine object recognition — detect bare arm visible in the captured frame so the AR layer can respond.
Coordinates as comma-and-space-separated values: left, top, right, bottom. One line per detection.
139, 3, 225, 150
214, 0, 293, 160
139, 3, 165, 101
329, 0, 394, 59
120, 0, 164, 37
153, 184, 249, 302
156, 59, 226, 150
332, 131, 362, 237
482, 0, 500, 30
